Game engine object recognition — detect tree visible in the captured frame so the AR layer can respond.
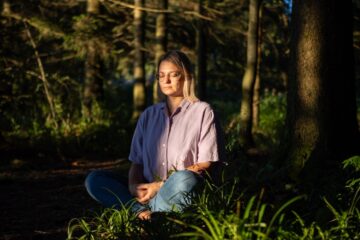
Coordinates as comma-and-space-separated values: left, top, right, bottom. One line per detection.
282, 0, 360, 185
153, 0, 168, 104
252, 1, 264, 129
132, 0, 146, 120
195, 0, 207, 100
239, 0, 261, 148
83, 0, 104, 117
2, 0, 10, 15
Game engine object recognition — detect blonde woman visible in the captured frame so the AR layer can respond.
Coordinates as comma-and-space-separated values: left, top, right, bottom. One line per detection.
85, 50, 223, 220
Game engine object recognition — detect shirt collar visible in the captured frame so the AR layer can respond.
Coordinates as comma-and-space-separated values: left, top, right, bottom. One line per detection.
159, 98, 191, 116
180, 98, 191, 110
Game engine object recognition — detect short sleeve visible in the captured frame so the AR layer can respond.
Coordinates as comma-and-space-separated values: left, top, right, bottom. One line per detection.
128, 115, 144, 164
197, 107, 220, 163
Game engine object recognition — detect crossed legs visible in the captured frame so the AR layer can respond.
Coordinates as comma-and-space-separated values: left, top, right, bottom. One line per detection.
85, 170, 202, 217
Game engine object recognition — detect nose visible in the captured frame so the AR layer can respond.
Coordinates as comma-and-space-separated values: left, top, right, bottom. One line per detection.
164, 74, 171, 83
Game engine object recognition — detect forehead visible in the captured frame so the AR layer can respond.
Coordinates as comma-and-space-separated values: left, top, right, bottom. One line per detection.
159, 60, 180, 71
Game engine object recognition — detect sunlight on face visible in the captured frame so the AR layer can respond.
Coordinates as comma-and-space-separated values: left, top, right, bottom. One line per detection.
158, 61, 184, 98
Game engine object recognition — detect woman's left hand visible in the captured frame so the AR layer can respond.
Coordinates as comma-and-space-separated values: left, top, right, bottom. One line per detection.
186, 161, 212, 174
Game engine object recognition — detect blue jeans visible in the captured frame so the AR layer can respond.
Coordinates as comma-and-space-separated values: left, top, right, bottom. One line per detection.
85, 170, 202, 214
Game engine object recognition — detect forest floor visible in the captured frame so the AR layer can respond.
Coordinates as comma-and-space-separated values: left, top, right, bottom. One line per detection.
0, 157, 129, 240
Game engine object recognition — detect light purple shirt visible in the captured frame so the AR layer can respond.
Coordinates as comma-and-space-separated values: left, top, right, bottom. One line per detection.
128, 99, 220, 182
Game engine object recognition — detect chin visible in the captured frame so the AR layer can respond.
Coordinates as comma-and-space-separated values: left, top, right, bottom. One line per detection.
161, 89, 175, 95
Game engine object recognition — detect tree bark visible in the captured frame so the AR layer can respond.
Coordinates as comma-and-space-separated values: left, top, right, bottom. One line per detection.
252, 2, 263, 130
284, 0, 360, 183
2, 0, 11, 15
252, 71, 260, 129
195, 0, 207, 100
239, 0, 260, 148
87, 0, 100, 14
132, 0, 146, 120
83, 0, 103, 117
153, 0, 168, 104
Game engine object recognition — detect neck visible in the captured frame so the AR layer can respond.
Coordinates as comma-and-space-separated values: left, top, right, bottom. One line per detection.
166, 96, 184, 115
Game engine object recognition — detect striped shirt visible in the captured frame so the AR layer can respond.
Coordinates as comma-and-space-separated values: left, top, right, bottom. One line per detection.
129, 99, 221, 182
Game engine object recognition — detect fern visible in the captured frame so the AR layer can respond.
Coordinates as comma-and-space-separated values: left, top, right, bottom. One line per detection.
343, 156, 360, 172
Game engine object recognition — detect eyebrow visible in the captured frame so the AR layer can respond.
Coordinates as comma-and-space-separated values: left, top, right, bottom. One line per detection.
158, 70, 181, 73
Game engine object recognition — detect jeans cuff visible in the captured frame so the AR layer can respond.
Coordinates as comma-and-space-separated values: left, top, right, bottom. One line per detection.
131, 201, 149, 214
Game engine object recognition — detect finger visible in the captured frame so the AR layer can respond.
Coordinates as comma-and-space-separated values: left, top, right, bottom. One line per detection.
136, 190, 147, 199
136, 184, 148, 190
137, 195, 150, 204
137, 198, 149, 204
137, 210, 151, 220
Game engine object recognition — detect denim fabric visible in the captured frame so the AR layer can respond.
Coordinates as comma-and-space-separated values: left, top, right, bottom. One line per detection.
85, 170, 147, 213
85, 169, 202, 213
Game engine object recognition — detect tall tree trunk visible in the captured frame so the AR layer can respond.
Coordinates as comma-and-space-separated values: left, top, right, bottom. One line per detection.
87, 0, 100, 14
239, 0, 260, 148
252, 2, 263, 130
2, 0, 11, 15
283, 0, 360, 183
1, 0, 11, 149
195, 0, 207, 100
132, 0, 146, 120
153, 0, 168, 104
252, 70, 260, 129
83, 0, 103, 117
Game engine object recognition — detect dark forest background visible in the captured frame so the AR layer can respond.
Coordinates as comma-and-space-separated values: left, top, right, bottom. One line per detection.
0, 0, 299, 160
0, 0, 359, 239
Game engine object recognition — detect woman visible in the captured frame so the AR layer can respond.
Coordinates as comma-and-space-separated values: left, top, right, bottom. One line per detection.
85, 50, 223, 220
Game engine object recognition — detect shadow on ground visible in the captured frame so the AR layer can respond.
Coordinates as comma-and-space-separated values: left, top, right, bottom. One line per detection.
0, 158, 129, 240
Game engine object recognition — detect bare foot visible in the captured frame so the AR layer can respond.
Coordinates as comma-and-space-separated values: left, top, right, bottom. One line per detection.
137, 210, 152, 220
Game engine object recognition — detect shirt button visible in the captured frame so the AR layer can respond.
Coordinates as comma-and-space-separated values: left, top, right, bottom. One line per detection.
162, 144, 166, 147
162, 162, 165, 166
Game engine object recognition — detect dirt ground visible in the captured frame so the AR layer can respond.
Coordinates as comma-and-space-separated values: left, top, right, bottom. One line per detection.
0, 158, 128, 240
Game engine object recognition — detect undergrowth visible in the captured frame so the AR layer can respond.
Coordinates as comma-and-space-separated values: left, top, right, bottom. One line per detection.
67, 156, 360, 240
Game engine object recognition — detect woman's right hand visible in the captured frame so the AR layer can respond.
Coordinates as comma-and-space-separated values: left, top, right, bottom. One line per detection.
129, 183, 146, 199
128, 163, 164, 204
131, 182, 164, 204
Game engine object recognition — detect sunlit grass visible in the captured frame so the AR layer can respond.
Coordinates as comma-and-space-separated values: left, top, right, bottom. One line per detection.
67, 157, 360, 239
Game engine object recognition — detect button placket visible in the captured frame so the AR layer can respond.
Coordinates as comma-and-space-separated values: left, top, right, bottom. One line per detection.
165, 114, 176, 177
164, 116, 171, 177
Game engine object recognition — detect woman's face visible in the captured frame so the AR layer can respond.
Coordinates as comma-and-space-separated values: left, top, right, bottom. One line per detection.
158, 60, 184, 98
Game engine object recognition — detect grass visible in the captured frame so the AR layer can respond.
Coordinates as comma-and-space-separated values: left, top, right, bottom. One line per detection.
67, 157, 360, 239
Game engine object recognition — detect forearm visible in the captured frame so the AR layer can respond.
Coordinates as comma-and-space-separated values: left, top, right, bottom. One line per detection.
128, 163, 146, 195
186, 161, 212, 174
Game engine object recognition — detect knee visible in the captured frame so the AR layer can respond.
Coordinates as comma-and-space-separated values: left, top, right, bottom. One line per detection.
169, 170, 201, 193
84, 170, 106, 192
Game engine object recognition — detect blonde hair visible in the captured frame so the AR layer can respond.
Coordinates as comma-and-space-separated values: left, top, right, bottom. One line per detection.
157, 50, 199, 102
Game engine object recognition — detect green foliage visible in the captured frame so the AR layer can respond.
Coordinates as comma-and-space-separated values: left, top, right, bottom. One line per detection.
219, 90, 287, 154
67, 169, 360, 240
67, 207, 140, 240
63, 14, 113, 60
173, 194, 304, 240
256, 90, 286, 148
1, 75, 132, 159
343, 155, 360, 172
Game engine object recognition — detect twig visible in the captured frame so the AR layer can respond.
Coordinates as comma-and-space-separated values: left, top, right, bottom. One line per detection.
183, 11, 214, 21
23, 21, 59, 129
2, 11, 64, 38
102, 0, 174, 13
